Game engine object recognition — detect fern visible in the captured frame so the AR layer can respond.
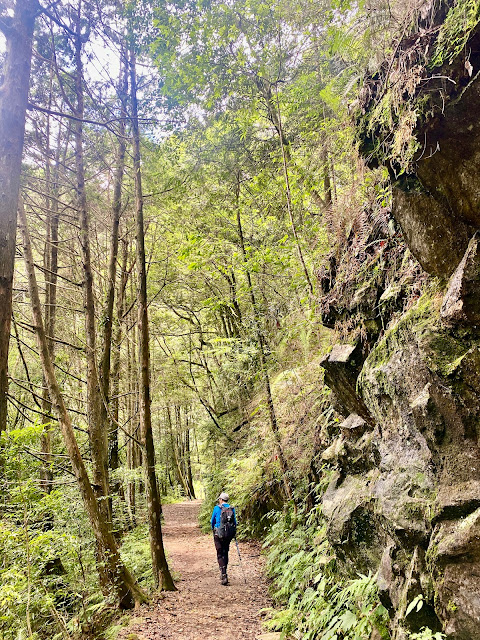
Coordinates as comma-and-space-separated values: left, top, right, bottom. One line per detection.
263, 504, 390, 639
430, 0, 480, 68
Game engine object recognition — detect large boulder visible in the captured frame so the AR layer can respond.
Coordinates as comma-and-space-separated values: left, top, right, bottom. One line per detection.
392, 187, 471, 278
322, 471, 386, 576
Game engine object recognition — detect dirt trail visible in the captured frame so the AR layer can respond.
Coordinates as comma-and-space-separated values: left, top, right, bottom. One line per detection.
120, 500, 273, 640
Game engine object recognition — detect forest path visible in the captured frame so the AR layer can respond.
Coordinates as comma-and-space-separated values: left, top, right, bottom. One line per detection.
120, 500, 274, 640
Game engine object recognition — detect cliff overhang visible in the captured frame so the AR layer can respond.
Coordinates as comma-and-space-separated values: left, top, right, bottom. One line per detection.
356, 0, 480, 278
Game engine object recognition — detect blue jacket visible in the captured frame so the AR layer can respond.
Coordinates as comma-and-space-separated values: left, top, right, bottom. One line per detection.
211, 503, 237, 530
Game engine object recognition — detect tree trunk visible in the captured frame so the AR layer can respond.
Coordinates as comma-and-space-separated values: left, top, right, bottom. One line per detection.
41, 100, 62, 494
235, 174, 293, 502
130, 47, 176, 591
102, 56, 128, 487
19, 199, 147, 609
166, 406, 190, 497
40, 198, 58, 494
185, 412, 195, 499
273, 86, 313, 295
126, 325, 138, 527
110, 238, 129, 482
73, 12, 110, 521
0, 0, 37, 436
322, 145, 333, 207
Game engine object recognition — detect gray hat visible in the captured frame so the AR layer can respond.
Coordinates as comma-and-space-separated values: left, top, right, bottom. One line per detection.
217, 492, 229, 502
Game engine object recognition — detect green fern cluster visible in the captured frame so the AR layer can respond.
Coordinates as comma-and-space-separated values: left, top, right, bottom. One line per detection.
430, 0, 480, 67
262, 503, 390, 640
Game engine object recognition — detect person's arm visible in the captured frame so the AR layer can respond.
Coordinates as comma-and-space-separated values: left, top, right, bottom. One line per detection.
233, 507, 237, 525
211, 506, 217, 530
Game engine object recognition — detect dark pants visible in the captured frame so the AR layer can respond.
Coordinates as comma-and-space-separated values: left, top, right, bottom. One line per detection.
214, 534, 231, 571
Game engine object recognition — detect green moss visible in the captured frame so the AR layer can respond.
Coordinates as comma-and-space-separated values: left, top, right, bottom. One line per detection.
360, 288, 442, 373
400, 500, 432, 522
400, 502, 422, 519
447, 599, 458, 613
357, 1, 480, 172
414, 472, 427, 485
359, 283, 474, 389
421, 333, 471, 377
430, 0, 480, 68
426, 542, 438, 569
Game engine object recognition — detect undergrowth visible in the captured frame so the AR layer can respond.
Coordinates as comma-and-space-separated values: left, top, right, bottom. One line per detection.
0, 423, 153, 640
260, 498, 447, 640
262, 502, 390, 640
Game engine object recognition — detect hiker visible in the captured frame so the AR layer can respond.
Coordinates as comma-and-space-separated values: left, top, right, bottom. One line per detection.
211, 491, 237, 585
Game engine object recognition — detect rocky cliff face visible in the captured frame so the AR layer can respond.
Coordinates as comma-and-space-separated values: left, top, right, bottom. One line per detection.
321, 284, 480, 638
392, 43, 480, 279
319, 9, 480, 639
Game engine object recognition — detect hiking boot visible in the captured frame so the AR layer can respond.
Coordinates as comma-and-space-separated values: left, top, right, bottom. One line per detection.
220, 568, 228, 585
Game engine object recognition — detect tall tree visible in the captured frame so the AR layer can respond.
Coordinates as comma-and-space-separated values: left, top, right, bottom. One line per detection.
72, 2, 110, 525
40, 112, 62, 493
0, 0, 38, 436
109, 236, 129, 484
101, 52, 129, 487
234, 174, 293, 502
130, 46, 176, 591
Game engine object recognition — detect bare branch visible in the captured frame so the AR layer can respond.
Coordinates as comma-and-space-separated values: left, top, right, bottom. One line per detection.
37, 2, 76, 35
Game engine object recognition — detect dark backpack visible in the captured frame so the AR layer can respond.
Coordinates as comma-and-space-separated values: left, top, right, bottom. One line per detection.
217, 505, 236, 540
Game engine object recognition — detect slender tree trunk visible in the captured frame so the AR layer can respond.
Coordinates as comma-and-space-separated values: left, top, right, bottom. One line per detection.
322, 145, 333, 207
175, 406, 186, 480
126, 327, 137, 526
40, 190, 59, 493
110, 238, 129, 483
273, 86, 313, 295
166, 406, 190, 497
235, 175, 293, 502
73, 10, 110, 522
19, 199, 147, 610
41, 100, 62, 494
102, 56, 128, 490
130, 47, 176, 591
228, 270, 242, 335
330, 154, 337, 204
0, 0, 37, 436
185, 412, 195, 499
